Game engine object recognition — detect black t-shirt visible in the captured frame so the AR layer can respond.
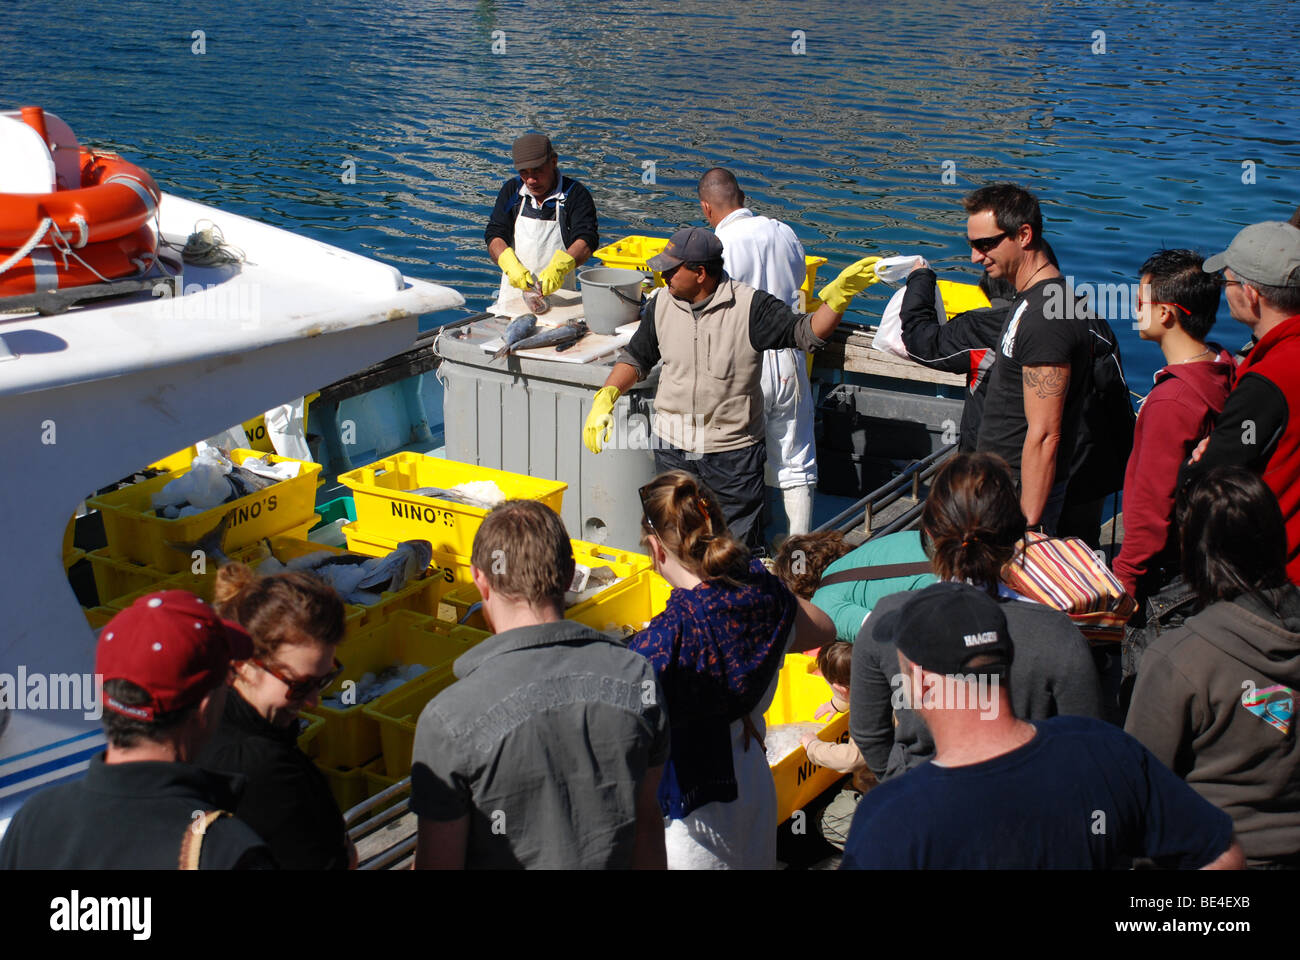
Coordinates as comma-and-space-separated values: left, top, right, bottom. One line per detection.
976, 277, 1093, 478
0, 754, 275, 869
841, 716, 1234, 869
196, 690, 350, 870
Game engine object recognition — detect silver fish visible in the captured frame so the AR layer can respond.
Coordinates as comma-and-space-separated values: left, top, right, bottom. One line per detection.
509, 319, 588, 354
226, 464, 278, 498
407, 486, 498, 509
492, 313, 538, 360
276, 540, 433, 603
165, 509, 233, 565
523, 284, 551, 316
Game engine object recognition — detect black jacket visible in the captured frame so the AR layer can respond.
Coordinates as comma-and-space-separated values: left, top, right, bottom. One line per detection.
899, 268, 1012, 452
197, 691, 349, 870
0, 753, 274, 869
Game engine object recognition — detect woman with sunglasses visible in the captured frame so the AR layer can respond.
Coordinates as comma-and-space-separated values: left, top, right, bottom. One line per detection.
630, 470, 835, 869
196, 562, 353, 869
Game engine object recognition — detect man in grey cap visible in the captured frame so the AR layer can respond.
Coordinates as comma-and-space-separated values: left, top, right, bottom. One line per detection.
1183, 221, 1300, 583
583, 226, 879, 549
484, 132, 599, 312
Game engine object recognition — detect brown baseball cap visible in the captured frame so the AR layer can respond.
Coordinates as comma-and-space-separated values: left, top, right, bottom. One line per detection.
646, 227, 725, 272
512, 133, 554, 170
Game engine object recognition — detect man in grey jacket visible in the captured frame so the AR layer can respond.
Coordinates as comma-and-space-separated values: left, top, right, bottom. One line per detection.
582, 226, 879, 549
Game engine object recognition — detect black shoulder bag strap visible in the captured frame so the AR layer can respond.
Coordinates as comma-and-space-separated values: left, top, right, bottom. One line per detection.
816, 560, 933, 589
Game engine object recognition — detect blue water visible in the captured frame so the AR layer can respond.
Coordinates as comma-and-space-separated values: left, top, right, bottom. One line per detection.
3, 0, 1297, 388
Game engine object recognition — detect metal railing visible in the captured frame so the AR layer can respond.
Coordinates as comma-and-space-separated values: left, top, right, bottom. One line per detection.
813, 443, 956, 540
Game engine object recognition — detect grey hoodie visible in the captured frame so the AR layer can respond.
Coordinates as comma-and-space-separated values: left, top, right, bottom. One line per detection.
1125, 585, 1300, 864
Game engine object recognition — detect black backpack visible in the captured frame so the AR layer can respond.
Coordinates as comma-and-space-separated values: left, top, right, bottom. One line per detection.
1068, 312, 1137, 503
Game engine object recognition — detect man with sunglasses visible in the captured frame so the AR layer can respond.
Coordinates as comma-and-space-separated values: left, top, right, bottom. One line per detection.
584, 226, 879, 550
1181, 221, 1300, 583
966, 184, 1094, 535
1112, 250, 1234, 604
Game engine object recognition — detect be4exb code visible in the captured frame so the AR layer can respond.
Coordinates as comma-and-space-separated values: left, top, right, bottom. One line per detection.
1201, 897, 1249, 908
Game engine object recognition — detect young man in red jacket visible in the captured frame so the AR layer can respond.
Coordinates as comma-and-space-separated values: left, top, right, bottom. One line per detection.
1113, 250, 1235, 603
1181, 222, 1300, 584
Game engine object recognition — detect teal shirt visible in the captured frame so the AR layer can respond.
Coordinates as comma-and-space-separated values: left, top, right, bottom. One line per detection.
811, 530, 935, 642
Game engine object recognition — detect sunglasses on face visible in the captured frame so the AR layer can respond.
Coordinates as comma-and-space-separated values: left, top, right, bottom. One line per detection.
638, 483, 658, 536
968, 231, 1011, 255
253, 656, 343, 701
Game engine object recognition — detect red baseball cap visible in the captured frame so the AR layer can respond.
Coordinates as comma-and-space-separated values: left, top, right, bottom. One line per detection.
97, 590, 254, 722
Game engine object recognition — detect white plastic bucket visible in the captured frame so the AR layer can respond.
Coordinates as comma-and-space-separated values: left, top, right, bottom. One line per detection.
578, 267, 645, 334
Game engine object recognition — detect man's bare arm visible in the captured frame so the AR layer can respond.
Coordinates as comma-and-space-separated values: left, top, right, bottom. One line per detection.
414, 815, 469, 870
1199, 839, 1245, 870
1020, 363, 1069, 526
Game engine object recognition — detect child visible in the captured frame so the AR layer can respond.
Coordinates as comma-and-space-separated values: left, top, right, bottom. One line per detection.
799, 640, 868, 776
1112, 249, 1236, 604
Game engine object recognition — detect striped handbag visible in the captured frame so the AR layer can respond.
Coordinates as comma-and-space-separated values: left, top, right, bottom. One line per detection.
1000, 531, 1138, 644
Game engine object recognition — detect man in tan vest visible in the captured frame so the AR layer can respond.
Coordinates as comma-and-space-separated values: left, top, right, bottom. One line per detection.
583, 226, 878, 550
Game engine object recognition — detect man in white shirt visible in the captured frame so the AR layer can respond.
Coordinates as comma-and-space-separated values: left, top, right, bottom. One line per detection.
698, 168, 818, 536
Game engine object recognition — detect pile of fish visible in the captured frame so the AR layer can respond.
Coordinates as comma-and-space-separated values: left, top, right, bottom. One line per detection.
257, 540, 433, 605
763, 722, 825, 766
406, 479, 506, 510
319, 663, 432, 709
564, 563, 622, 607
492, 314, 588, 360
152, 448, 299, 519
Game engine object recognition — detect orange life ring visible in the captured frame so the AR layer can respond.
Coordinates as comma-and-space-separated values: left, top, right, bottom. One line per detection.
1, 107, 163, 295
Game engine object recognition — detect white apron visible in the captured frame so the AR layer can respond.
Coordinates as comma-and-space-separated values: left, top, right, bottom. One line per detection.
492, 179, 576, 314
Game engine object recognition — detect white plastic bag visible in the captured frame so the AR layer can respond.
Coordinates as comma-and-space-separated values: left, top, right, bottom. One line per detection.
263, 398, 313, 462
151, 448, 234, 511
875, 256, 944, 361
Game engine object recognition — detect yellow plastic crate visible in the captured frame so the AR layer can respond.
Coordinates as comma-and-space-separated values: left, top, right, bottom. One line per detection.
764, 652, 853, 825
63, 516, 78, 568
594, 234, 827, 309
427, 540, 655, 630
360, 758, 410, 815
363, 660, 459, 780
566, 569, 674, 636
297, 712, 326, 760
148, 392, 321, 472
312, 611, 490, 768
937, 279, 991, 317
98, 516, 318, 610
318, 756, 385, 814
337, 453, 567, 557
84, 606, 117, 630
87, 449, 323, 573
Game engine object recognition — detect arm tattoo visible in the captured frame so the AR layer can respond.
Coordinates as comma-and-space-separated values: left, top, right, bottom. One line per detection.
1023, 365, 1069, 399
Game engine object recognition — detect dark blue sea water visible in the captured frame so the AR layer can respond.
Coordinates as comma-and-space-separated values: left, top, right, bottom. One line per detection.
3, 0, 1297, 388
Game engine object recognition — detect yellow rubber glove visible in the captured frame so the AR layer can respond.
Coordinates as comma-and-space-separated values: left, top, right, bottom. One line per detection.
537, 250, 577, 296
817, 255, 882, 313
583, 386, 620, 454
497, 247, 536, 290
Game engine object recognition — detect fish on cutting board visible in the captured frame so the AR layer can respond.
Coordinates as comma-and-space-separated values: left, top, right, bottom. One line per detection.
509, 319, 588, 354
492, 313, 538, 360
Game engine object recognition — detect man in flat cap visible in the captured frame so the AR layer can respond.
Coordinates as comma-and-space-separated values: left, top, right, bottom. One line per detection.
1182, 221, 1300, 582
484, 132, 599, 313
584, 225, 879, 550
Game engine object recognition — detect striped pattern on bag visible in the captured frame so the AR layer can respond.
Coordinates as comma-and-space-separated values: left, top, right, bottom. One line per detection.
1001, 531, 1138, 645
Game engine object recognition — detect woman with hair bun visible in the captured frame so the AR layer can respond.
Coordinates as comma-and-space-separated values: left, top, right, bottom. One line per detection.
196, 563, 353, 870
629, 470, 834, 869
850, 452, 1103, 781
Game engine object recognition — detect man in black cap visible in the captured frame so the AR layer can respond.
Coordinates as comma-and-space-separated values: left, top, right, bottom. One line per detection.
0, 591, 275, 870
484, 132, 599, 312
583, 226, 879, 549
840, 581, 1243, 869
1182, 221, 1300, 584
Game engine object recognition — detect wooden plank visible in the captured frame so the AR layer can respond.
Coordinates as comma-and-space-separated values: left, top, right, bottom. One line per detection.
817, 325, 966, 387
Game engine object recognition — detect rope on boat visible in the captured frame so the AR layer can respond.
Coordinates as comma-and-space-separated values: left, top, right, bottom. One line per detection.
0, 218, 52, 276
180, 220, 245, 266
